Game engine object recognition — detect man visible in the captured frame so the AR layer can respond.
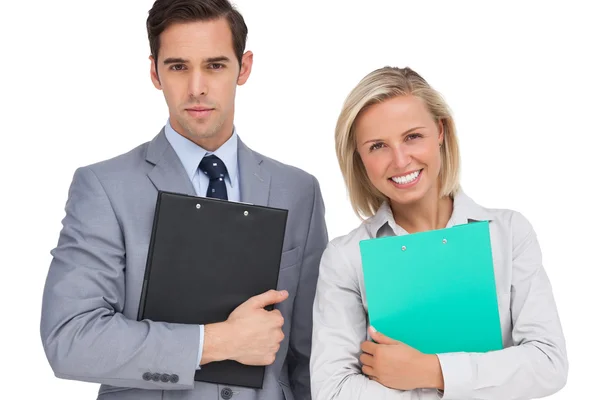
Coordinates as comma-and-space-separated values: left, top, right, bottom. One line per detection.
40, 1, 327, 399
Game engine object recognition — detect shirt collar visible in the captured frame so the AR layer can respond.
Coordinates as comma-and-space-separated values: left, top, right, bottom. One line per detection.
365, 189, 495, 238
164, 119, 239, 186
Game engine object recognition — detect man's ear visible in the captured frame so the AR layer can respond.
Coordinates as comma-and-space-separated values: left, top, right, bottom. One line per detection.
237, 51, 254, 86
150, 55, 161, 89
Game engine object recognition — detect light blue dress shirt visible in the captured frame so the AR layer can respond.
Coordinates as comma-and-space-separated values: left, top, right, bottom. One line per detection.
165, 120, 240, 202
164, 120, 240, 369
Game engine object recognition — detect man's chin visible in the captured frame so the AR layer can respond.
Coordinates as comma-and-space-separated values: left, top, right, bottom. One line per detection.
180, 121, 218, 139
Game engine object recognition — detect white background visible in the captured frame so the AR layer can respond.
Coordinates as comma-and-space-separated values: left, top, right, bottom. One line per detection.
1, 0, 597, 398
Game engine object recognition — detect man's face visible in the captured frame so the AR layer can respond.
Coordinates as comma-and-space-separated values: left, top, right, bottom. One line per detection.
150, 18, 252, 150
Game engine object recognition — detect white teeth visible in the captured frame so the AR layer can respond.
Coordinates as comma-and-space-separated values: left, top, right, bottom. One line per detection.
391, 170, 420, 185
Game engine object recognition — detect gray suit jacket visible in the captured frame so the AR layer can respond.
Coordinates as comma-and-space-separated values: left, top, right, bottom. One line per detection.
41, 130, 328, 400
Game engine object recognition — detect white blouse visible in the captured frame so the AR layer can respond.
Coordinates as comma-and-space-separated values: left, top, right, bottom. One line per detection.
310, 190, 568, 400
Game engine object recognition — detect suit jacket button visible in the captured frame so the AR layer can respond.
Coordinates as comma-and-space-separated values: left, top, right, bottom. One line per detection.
151, 373, 160, 382
142, 372, 152, 381
169, 374, 179, 383
221, 387, 233, 399
160, 374, 170, 382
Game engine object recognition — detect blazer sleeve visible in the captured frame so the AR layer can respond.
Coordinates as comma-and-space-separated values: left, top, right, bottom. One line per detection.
288, 175, 329, 399
40, 166, 200, 390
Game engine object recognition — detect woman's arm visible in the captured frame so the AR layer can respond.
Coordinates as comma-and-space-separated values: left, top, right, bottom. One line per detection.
310, 242, 425, 400
437, 212, 568, 400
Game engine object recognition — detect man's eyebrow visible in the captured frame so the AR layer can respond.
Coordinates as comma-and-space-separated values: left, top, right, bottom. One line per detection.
162, 56, 232, 65
205, 56, 231, 63
163, 57, 188, 65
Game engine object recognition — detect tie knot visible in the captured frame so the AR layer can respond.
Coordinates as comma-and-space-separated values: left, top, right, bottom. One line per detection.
199, 154, 228, 180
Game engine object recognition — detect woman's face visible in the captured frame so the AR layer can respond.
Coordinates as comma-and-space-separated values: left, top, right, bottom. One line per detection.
355, 95, 444, 208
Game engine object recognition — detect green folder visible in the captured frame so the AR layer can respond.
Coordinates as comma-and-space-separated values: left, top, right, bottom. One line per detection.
359, 220, 502, 354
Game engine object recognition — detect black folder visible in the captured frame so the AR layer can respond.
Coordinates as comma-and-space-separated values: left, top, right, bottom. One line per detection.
137, 190, 288, 388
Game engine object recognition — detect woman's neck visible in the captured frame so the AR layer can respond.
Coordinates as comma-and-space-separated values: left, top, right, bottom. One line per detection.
390, 191, 453, 234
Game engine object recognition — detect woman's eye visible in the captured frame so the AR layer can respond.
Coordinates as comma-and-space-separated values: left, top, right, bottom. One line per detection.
369, 142, 385, 151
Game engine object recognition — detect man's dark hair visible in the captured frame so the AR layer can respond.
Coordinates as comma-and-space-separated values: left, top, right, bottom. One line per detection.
147, 0, 248, 73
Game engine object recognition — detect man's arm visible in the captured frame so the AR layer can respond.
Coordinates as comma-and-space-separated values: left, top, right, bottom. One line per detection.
40, 167, 199, 390
288, 176, 328, 399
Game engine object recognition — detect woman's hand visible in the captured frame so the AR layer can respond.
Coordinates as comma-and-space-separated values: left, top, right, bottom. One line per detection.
360, 327, 445, 391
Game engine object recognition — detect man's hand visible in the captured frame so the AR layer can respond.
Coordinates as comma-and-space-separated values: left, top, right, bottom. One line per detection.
202, 290, 289, 366
360, 327, 444, 391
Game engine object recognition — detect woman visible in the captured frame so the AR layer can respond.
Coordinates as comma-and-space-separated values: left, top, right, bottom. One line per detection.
310, 67, 568, 399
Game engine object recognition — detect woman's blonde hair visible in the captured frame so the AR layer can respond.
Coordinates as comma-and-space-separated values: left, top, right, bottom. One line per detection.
335, 66, 461, 220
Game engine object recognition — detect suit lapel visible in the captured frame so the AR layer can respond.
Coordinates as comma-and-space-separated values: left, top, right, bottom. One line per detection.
238, 138, 271, 206
146, 129, 196, 196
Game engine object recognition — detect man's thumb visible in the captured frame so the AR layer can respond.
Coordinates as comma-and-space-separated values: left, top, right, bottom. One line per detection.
369, 326, 398, 344
247, 289, 289, 309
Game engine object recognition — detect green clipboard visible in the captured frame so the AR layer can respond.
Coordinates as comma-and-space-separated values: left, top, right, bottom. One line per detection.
359, 220, 502, 354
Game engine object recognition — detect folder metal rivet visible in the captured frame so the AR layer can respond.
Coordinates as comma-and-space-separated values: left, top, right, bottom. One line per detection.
196, 204, 201, 209
244, 211, 249, 216
401, 246, 406, 251
442, 239, 447, 244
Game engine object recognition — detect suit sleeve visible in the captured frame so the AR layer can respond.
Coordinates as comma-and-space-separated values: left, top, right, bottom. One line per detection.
40, 166, 200, 390
288, 176, 329, 399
